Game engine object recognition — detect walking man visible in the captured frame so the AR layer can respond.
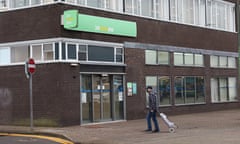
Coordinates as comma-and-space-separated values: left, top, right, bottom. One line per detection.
145, 86, 160, 133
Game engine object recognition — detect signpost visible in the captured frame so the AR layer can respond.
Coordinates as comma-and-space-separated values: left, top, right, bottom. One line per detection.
25, 58, 36, 131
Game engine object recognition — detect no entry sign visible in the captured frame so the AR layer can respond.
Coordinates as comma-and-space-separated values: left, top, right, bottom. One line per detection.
27, 58, 36, 74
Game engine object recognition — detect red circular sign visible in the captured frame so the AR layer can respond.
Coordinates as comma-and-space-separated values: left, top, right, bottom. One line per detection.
28, 58, 36, 74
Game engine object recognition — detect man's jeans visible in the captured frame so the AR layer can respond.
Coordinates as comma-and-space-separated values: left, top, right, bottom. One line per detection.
146, 111, 160, 131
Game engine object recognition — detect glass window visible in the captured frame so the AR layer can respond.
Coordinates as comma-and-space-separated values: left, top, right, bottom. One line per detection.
55, 43, 59, 60
206, 0, 235, 32
158, 76, 171, 105
0, 47, 10, 65
43, 44, 53, 61
11, 45, 29, 63
146, 76, 157, 106
67, 43, 77, 60
211, 77, 237, 103
174, 52, 183, 65
196, 77, 205, 103
219, 78, 228, 102
62, 43, 66, 60
10, 0, 29, 8
77, 0, 85, 5
0, 0, 7, 8
228, 57, 236, 68
211, 78, 219, 102
195, 54, 203, 66
184, 53, 194, 65
125, 0, 133, 14
141, 0, 153, 17
31, 0, 41, 5
32, 44, 42, 61
183, 0, 194, 24
219, 56, 227, 68
175, 76, 184, 104
210, 55, 218, 67
158, 51, 169, 65
145, 50, 157, 65
87, 0, 103, 8
155, 0, 169, 20
228, 77, 237, 101
88, 45, 114, 62
175, 76, 205, 105
116, 48, 123, 63
170, 0, 177, 21
79, 45, 87, 61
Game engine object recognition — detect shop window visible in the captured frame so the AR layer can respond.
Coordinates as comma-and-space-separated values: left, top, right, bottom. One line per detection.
78, 45, 87, 61
146, 76, 171, 106
43, 44, 54, 61
158, 76, 171, 105
145, 76, 157, 106
175, 76, 205, 105
0, 47, 10, 65
211, 77, 237, 102
11, 45, 29, 63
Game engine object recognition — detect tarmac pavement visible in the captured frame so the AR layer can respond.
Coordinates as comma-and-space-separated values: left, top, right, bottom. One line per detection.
1, 109, 240, 144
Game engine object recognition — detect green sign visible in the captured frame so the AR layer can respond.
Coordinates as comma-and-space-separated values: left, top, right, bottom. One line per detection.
63, 10, 137, 37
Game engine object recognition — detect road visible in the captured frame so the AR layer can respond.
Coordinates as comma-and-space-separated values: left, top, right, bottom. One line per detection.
0, 133, 74, 144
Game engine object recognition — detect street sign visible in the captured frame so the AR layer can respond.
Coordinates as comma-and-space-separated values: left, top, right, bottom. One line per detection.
28, 58, 36, 74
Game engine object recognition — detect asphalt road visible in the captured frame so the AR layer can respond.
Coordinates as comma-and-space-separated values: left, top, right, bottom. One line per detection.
0, 134, 73, 144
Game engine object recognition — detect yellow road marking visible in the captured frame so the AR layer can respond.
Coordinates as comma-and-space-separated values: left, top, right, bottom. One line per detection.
0, 133, 74, 144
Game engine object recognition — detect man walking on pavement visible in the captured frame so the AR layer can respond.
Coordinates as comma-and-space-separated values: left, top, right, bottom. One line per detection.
145, 86, 160, 133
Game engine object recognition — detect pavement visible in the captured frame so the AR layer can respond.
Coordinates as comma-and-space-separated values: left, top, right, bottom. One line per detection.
1, 109, 240, 144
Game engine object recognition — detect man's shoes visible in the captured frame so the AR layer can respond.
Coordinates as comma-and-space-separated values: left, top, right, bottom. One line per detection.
152, 129, 160, 133
144, 129, 152, 132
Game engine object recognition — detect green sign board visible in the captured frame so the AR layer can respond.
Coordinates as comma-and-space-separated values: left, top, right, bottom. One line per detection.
63, 10, 137, 37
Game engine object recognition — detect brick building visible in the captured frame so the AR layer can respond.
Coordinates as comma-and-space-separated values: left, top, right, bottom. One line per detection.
0, 0, 239, 126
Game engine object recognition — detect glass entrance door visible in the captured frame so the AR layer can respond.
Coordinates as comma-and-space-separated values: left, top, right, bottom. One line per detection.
93, 75, 111, 122
81, 74, 124, 124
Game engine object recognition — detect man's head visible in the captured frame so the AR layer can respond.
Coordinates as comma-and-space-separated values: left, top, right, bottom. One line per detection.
146, 86, 153, 93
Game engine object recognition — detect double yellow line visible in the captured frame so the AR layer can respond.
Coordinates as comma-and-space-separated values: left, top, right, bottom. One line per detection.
0, 133, 74, 144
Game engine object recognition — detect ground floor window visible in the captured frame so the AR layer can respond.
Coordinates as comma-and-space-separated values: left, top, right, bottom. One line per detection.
81, 74, 124, 124
175, 76, 205, 104
145, 76, 171, 106
211, 77, 237, 102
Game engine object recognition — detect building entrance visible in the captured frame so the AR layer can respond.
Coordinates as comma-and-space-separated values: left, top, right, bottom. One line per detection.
80, 74, 124, 124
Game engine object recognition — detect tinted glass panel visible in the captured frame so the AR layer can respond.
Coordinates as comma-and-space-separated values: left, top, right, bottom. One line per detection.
88, 45, 114, 62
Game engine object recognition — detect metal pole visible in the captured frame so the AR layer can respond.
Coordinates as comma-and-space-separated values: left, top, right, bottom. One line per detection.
29, 74, 33, 131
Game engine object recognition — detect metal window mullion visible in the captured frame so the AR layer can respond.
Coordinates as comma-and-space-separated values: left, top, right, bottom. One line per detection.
100, 78, 103, 120
76, 44, 79, 61
139, 0, 142, 16
194, 77, 197, 103
86, 44, 89, 61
